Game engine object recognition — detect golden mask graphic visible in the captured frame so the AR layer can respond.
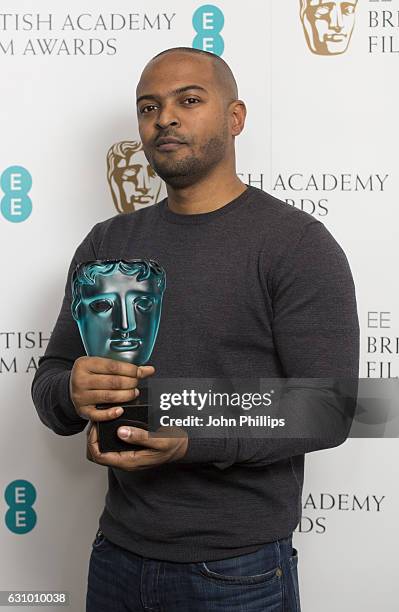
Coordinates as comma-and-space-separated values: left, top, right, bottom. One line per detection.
300, 0, 358, 55
107, 141, 163, 213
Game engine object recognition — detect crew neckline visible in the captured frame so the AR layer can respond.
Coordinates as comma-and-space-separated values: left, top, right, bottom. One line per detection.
158, 184, 253, 225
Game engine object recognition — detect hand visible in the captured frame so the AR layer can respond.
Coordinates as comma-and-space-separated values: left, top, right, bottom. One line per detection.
86, 421, 188, 471
69, 356, 155, 421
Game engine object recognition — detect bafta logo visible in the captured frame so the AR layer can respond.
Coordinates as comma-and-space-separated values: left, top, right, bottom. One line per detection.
107, 141, 163, 213
300, 0, 358, 56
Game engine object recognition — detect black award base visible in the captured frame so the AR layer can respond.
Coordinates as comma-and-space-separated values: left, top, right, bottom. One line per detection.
96, 388, 149, 453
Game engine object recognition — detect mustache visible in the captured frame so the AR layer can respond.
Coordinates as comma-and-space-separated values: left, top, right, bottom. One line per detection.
154, 133, 188, 145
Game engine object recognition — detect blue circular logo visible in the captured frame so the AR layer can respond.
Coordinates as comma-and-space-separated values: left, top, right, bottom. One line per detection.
192, 5, 225, 56
1, 194, 32, 222
0, 166, 32, 222
5, 480, 37, 534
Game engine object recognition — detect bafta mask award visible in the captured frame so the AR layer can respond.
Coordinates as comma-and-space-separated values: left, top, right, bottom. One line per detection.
71, 258, 166, 452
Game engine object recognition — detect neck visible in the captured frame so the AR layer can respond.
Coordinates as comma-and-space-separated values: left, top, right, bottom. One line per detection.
164, 162, 247, 215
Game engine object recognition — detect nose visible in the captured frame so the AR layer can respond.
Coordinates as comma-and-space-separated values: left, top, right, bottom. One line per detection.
329, 5, 344, 31
135, 168, 150, 194
113, 298, 136, 333
155, 102, 180, 130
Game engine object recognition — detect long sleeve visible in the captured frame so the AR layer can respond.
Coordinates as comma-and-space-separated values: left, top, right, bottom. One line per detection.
176, 220, 360, 469
31, 224, 100, 436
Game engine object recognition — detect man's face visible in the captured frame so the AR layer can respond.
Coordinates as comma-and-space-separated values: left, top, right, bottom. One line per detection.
77, 270, 164, 365
110, 148, 162, 212
136, 53, 230, 188
302, 1, 358, 55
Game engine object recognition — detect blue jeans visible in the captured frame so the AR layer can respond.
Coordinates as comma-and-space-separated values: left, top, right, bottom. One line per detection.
86, 529, 301, 611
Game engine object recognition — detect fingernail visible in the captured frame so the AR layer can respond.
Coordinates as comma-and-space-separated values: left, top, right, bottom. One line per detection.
118, 427, 130, 438
115, 407, 124, 416
137, 367, 142, 378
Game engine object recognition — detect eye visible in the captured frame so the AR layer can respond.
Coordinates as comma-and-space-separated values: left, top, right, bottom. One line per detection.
147, 165, 157, 178
90, 299, 113, 313
122, 168, 139, 179
141, 104, 158, 114
314, 7, 330, 17
135, 296, 154, 313
183, 97, 200, 105
343, 5, 355, 15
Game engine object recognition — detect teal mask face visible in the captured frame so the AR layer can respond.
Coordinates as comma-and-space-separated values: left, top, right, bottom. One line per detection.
71, 259, 166, 364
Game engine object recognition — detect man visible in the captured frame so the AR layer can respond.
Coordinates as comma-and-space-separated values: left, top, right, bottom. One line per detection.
299, 0, 358, 55
32, 47, 359, 611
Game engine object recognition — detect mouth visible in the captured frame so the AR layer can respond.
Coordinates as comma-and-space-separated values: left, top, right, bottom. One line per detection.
110, 339, 141, 351
132, 195, 152, 203
325, 34, 347, 42
155, 137, 186, 152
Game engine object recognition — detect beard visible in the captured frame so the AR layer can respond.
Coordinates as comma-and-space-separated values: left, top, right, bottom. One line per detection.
145, 125, 228, 189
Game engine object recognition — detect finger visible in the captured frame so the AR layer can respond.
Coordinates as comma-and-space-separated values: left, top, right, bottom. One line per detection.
136, 365, 156, 379
86, 374, 140, 391
83, 405, 125, 422
89, 388, 140, 406
86, 422, 99, 462
87, 421, 98, 442
86, 423, 110, 466
86, 423, 167, 470
117, 426, 169, 451
121, 449, 167, 470
86, 424, 146, 468
86, 357, 155, 378
93, 446, 164, 470
86, 432, 97, 462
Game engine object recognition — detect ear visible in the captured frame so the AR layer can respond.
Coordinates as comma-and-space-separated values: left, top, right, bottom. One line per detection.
229, 100, 247, 137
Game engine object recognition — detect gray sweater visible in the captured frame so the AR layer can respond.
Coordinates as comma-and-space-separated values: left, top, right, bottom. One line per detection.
31, 185, 359, 562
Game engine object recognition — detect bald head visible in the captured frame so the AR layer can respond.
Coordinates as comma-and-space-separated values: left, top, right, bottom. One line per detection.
145, 47, 238, 108
135, 47, 246, 189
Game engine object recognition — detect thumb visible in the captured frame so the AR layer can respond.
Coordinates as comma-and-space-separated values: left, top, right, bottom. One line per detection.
137, 365, 155, 378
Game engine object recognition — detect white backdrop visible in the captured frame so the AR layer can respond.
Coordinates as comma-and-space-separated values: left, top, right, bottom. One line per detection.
1, 1, 398, 610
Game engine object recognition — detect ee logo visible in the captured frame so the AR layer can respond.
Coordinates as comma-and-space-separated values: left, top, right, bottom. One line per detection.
4, 479, 37, 534
0, 165, 32, 223
193, 5, 224, 56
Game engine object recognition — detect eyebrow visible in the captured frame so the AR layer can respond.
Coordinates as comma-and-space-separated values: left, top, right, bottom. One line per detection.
136, 84, 208, 106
